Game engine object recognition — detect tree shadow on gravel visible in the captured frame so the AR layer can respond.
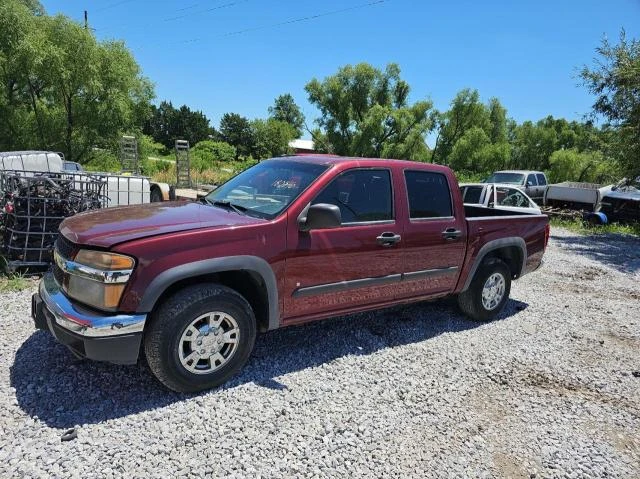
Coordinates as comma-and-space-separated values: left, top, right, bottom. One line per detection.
552, 232, 640, 274
10, 298, 527, 428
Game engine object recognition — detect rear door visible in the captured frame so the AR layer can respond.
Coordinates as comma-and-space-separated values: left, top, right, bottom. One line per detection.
284, 168, 404, 320
395, 169, 467, 300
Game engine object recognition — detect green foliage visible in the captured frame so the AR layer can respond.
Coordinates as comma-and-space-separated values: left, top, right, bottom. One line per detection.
219, 113, 254, 159
84, 149, 120, 172
143, 101, 213, 149
191, 140, 237, 172
251, 119, 296, 159
548, 149, 621, 184
268, 94, 305, 137
0, 0, 154, 162
580, 30, 640, 175
305, 63, 435, 159
551, 217, 640, 237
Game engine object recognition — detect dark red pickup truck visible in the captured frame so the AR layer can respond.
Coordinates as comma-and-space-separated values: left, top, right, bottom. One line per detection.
32, 156, 549, 392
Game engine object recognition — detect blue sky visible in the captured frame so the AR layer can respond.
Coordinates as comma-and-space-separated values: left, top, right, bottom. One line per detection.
44, 0, 640, 141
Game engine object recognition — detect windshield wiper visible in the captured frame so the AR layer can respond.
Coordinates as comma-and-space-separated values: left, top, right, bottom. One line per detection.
211, 199, 247, 215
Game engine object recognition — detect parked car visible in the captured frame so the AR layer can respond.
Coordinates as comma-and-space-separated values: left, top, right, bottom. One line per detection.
598, 177, 640, 223
460, 183, 541, 215
32, 156, 550, 392
483, 170, 548, 202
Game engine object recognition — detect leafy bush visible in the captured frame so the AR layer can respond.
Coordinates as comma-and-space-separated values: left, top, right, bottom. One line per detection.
84, 149, 121, 172
191, 140, 237, 172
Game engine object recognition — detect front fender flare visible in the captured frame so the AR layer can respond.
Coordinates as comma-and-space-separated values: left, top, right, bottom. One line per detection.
136, 255, 280, 330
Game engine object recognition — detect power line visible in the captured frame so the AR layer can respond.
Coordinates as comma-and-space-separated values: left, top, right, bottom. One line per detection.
180, 0, 388, 44
95, 0, 136, 13
164, 0, 250, 22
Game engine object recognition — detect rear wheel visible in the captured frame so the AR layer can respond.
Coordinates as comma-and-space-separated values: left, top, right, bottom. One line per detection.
144, 284, 256, 392
457, 259, 511, 321
150, 186, 163, 203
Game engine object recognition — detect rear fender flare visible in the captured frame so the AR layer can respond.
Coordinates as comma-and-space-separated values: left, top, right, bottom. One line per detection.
460, 237, 526, 292
136, 255, 279, 330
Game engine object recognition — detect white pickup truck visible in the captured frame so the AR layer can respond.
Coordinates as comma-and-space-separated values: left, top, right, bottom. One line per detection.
460, 183, 541, 215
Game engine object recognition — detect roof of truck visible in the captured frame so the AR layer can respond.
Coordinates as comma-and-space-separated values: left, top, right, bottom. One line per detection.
273, 154, 448, 170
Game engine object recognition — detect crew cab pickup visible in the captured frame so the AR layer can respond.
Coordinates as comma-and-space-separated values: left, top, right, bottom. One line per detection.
32, 156, 549, 392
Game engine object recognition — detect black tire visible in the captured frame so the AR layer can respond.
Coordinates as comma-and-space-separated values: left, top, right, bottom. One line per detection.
144, 284, 256, 393
457, 258, 511, 321
150, 186, 163, 203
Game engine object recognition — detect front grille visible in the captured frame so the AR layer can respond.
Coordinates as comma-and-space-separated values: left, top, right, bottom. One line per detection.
55, 235, 76, 259
52, 235, 76, 286
53, 262, 64, 285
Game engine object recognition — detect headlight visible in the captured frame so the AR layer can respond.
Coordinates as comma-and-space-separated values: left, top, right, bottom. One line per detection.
61, 250, 135, 311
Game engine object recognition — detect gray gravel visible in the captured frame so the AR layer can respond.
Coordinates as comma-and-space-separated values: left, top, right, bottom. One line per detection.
1, 227, 639, 478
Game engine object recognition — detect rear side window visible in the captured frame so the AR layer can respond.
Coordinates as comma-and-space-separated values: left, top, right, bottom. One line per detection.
460, 186, 483, 204
536, 174, 547, 186
526, 174, 537, 186
312, 169, 393, 223
405, 171, 452, 218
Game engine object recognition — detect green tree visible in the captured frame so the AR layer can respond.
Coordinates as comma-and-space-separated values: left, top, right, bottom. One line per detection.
219, 113, 254, 159
305, 63, 434, 159
251, 118, 296, 159
580, 30, 640, 174
0, 0, 153, 162
432, 89, 490, 164
143, 101, 213, 149
268, 94, 305, 137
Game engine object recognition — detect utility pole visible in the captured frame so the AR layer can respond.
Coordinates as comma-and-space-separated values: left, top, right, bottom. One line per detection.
84, 10, 88, 30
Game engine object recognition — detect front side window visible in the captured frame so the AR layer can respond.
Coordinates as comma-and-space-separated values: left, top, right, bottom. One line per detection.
405, 171, 452, 218
312, 169, 393, 224
205, 160, 327, 219
526, 174, 537, 186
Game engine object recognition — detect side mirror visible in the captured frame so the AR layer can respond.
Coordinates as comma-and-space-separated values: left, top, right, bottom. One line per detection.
526, 181, 533, 187
488, 202, 495, 208
298, 203, 341, 232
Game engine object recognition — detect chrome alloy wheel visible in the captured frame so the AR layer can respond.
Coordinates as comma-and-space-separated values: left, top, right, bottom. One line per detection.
178, 312, 240, 374
481, 273, 506, 310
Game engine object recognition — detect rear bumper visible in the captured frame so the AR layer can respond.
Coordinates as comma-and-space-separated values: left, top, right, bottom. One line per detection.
31, 273, 146, 365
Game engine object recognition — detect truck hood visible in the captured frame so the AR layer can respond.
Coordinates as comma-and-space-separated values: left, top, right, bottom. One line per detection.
59, 201, 266, 248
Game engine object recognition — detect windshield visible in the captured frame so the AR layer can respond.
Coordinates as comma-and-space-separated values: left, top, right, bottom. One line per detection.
204, 159, 328, 219
483, 173, 525, 185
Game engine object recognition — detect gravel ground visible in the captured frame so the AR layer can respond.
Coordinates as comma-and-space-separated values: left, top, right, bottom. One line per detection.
1, 227, 639, 478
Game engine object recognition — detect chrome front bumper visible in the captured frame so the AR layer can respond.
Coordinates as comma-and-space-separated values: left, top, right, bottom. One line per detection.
32, 272, 146, 364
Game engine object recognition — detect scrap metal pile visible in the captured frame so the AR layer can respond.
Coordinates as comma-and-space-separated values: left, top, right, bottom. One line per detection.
0, 171, 107, 268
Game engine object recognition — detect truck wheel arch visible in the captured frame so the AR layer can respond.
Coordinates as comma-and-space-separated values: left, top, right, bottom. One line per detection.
137, 256, 280, 331
460, 238, 526, 292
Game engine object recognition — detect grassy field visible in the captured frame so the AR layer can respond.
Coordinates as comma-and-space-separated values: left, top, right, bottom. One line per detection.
550, 217, 640, 236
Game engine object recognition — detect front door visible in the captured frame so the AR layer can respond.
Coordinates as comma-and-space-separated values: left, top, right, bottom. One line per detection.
284, 168, 403, 321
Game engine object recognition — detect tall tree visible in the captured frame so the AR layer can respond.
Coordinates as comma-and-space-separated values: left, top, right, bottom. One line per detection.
143, 101, 213, 149
0, 0, 153, 161
305, 63, 434, 160
219, 113, 254, 159
580, 30, 640, 175
268, 94, 305, 138
251, 118, 296, 159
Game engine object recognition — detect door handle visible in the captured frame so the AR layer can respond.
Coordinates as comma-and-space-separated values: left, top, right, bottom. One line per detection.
376, 232, 401, 246
442, 228, 462, 241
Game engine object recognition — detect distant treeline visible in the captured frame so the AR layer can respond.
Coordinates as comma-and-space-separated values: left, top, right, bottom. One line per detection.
1, 0, 638, 184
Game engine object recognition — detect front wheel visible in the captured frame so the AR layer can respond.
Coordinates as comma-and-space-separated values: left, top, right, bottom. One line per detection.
144, 284, 256, 392
457, 259, 511, 321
